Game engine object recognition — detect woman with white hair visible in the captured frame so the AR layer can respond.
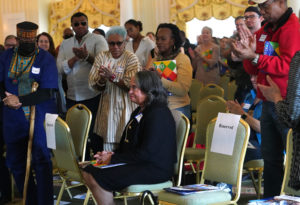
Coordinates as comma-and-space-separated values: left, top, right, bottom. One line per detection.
193, 26, 220, 85
89, 26, 141, 151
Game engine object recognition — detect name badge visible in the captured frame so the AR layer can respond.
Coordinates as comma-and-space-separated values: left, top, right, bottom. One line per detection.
259, 34, 267, 42
115, 66, 124, 73
32, 66, 40, 74
135, 113, 143, 123
243, 103, 251, 110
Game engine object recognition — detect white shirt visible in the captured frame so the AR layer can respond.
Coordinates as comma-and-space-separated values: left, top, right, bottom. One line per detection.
57, 32, 108, 101
125, 36, 155, 68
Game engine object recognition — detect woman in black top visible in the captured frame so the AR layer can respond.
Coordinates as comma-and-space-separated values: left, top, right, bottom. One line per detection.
82, 71, 177, 204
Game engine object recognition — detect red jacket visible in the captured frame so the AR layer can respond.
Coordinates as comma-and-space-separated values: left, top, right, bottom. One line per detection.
243, 10, 300, 101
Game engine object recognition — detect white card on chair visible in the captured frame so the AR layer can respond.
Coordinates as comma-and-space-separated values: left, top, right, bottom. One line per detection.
45, 113, 58, 149
210, 113, 241, 156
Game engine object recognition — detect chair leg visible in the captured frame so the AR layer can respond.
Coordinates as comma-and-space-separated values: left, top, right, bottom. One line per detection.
11, 173, 15, 202
249, 170, 259, 197
84, 188, 92, 205
123, 196, 128, 205
257, 169, 263, 199
196, 161, 200, 183
56, 179, 66, 205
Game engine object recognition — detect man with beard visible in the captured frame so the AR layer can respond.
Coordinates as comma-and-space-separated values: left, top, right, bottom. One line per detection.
0, 21, 58, 204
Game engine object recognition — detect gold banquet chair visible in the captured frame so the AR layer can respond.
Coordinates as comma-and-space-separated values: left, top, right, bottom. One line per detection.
190, 79, 204, 114
159, 118, 250, 205
281, 129, 300, 196
116, 111, 190, 205
66, 104, 92, 162
244, 159, 264, 199
185, 95, 227, 183
52, 117, 95, 205
227, 80, 237, 101
191, 84, 225, 126
53, 104, 92, 199
218, 74, 230, 100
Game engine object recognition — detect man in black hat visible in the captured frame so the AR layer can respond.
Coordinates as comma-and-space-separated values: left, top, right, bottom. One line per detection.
0, 21, 58, 204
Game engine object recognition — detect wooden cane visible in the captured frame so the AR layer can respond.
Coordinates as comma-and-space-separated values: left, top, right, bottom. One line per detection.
22, 82, 39, 205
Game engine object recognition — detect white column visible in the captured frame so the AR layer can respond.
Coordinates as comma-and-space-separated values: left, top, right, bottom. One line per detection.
120, 0, 134, 26
288, 0, 300, 17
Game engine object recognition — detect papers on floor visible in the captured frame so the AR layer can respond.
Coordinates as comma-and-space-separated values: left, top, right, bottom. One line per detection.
210, 113, 240, 156
164, 184, 220, 195
248, 195, 300, 204
53, 200, 71, 205
74, 193, 87, 199
45, 113, 58, 149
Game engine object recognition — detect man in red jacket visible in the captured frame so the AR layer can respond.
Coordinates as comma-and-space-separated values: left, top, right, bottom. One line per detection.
232, 0, 300, 198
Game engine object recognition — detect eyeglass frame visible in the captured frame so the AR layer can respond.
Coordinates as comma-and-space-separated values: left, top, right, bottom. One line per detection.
244, 14, 260, 20
73, 21, 87, 27
258, 0, 274, 10
108, 41, 124, 47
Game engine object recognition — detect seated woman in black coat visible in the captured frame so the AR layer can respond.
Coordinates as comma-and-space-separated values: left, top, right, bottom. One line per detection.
81, 70, 177, 205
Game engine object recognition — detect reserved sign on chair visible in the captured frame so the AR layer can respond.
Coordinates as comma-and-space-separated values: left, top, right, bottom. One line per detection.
210, 113, 240, 156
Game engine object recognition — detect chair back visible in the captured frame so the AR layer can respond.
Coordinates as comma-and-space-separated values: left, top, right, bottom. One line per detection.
189, 79, 203, 112
199, 83, 224, 101
281, 129, 300, 196
201, 117, 250, 203
66, 104, 92, 162
219, 74, 230, 100
193, 95, 227, 146
52, 117, 83, 182
227, 80, 237, 101
171, 110, 190, 186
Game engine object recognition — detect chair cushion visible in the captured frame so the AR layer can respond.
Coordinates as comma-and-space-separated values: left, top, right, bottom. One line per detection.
158, 190, 231, 205
123, 181, 173, 193
244, 159, 264, 169
185, 148, 205, 161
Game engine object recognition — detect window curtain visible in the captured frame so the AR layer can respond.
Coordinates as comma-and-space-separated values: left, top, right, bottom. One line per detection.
170, 0, 250, 31
49, 0, 120, 46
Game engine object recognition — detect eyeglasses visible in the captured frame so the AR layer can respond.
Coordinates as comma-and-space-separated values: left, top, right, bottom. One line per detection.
244, 15, 259, 20
73, 21, 87, 27
258, 0, 274, 10
108, 41, 124, 47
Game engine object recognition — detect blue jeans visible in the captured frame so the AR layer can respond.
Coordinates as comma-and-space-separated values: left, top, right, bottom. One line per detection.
261, 101, 289, 198
175, 104, 191, 121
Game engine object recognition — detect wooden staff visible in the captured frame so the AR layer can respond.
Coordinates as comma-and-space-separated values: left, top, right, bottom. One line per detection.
22, 81, 39, 205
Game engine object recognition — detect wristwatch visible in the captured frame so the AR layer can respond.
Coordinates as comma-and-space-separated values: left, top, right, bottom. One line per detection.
241, 114, 248, 120
251, 54, 260, 65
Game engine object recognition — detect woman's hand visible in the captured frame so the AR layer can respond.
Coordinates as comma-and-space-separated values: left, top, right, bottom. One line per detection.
94, 151, 114, 164
99, 64, 114, 80
3, 92, 22, 109
226, 100, 245, 115
258, 75, 283, 104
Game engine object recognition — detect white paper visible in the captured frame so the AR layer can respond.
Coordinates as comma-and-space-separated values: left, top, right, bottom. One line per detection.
99, 163, 126, 169
45, 113, 58, 149
53, 200, 71, 205
74, 193, 86, 199
210, 113, 241, 156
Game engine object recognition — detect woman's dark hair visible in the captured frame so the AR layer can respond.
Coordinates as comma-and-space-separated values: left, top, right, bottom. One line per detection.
135, 71, 168, 107
156, 23, 182, 52
125, 19, 143, 32
36, 32, 56, 57
93, 28, 105, 37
